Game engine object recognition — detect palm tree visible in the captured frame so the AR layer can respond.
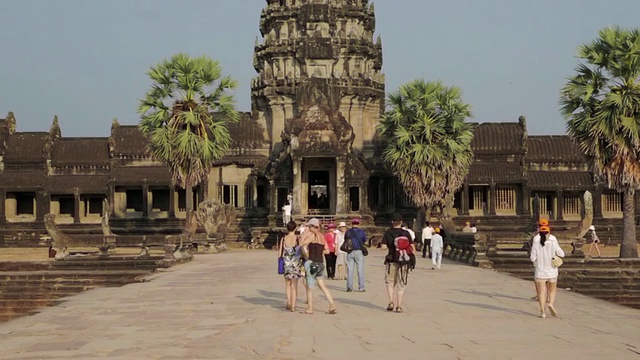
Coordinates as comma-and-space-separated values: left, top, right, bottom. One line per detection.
138, 53, 239, 216
378, 79, 474, 220
560, 26, 640, 258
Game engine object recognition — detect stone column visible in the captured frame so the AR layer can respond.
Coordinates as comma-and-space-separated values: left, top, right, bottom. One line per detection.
556, 190, 564, 220
292, 157, 302, 215
522, 185, 530, 215
593, 187, 603, 218
142, 185, 150, 218
335, 157, 346, 214
169, 187, 176, 218
36, 190, 50, 222
462, 183, 470, 215
360, 179, 370, 212
489, 183, 496, 215
73, 190, 81, 224
252, 175, 258, 208
0, 190, 6, 224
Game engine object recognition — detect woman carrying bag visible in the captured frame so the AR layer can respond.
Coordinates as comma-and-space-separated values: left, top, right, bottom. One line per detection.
279, 220, 303, 312
530, 223, 565, 318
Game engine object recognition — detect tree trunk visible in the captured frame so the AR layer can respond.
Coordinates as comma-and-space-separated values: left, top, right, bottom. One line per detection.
620, 188, 638, 258
186, 182, 193, 219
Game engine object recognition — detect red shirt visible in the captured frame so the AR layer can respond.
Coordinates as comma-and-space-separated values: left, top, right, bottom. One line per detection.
324, 232, 336, 253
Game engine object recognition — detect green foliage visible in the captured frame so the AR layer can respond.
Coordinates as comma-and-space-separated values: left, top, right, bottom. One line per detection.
560, 26, 640, 257
138, 53, 239, 189
378, 79, 474, 210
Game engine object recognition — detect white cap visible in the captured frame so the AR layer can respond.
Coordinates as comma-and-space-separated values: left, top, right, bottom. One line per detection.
589, 225, 595, 231
307, 218, 320, 227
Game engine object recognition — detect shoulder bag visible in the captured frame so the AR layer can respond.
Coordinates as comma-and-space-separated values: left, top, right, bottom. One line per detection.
340, 230, 354, 253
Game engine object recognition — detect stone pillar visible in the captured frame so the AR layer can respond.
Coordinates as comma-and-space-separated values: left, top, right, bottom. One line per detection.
292, 157, 302, 215
462, 183, 470, 215
593, 188, 603, 218
556, 190, 564, 220
169, 187, 176, 218
360, 179, 370, 212
0, 190, 5, 224
73, 190, 81, 224
489, 183, 496, 215
252, 175, 258, 208
335, 157, 346, 214
142, 185, 150, 218
36, 190, 50, 222
522, 185, 530, 215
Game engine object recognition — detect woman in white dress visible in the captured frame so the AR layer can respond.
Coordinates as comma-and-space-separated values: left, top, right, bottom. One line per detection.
335, 222, 348, 280
530, 224, 565, 318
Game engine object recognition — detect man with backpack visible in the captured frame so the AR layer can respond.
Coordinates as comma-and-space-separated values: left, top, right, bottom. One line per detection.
383, 213, 416, 313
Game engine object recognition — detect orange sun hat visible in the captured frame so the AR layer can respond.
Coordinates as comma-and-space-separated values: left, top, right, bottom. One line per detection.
539, 225, 550, 233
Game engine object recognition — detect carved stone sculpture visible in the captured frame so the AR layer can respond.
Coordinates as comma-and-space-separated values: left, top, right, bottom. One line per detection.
44, 213, 72, 260
195, 199, 236, 253
164, 212, 197, 260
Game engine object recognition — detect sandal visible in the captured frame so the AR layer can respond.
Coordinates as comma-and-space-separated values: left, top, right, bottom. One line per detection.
386, 303, 395, 311
302, 309, 314, 314
395, 307, 403, 313
548, 304, 557, 317
327, 307, 337, 315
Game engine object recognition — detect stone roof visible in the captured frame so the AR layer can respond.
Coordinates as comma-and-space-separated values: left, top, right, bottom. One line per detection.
48, 175, 110, 194
527, 171, 594, 191
226, 112, 268, 150
467, 163, 524, 184
3, 132, 49, 163
0, 170, 47, 190
110, 126, 148, 158
526, 136, 586, 164
111, 166, 171, 185
51, 138, 109, 166
471, 122, 525, 155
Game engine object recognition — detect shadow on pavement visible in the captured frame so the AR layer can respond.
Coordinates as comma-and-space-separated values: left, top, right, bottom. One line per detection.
445, 300, 534, 317
455, 289, 533, 302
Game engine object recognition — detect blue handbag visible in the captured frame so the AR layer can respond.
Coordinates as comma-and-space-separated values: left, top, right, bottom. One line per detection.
278, 256, 285, 275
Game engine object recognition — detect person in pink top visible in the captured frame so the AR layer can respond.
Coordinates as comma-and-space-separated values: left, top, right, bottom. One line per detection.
324, 223, 338, 279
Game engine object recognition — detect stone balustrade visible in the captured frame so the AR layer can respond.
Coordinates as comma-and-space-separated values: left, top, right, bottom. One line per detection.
443, 232, 493, 269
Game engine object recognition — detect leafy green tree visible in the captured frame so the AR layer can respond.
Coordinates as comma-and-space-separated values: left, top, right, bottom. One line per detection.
138, 53, 239, 215
560, 26, 640, 258
378, 79, 474, 220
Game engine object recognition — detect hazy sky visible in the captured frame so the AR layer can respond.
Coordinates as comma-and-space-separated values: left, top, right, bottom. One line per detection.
1, 0, 639, 137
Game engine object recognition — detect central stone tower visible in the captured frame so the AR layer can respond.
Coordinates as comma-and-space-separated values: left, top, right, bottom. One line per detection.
252, 0, 385, 218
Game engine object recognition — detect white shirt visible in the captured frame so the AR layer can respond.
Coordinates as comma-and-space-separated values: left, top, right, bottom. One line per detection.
403, 227, 416, 241
422, 226, 434, 241
430, 233, 443, 252
471, 226, 477, 233
282, 204, 292, 216
335, 230, 346, 254
530, 234, 565, 279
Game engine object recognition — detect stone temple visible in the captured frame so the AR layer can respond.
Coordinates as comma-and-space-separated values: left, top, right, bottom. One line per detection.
0, 0, 634, 244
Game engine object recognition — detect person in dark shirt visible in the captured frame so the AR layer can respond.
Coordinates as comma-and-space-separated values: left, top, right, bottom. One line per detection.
345, 218, 367, 292
383, 213, 415, 313
300, 218, 337, 314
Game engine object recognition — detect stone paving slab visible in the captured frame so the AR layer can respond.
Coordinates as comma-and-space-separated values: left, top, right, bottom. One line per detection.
0, 249, 639, 359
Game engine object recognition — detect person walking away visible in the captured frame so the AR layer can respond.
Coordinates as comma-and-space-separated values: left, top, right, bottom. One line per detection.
335, 222, 348, 280
421, 222, 434, 258
345, 218, 367, 292
282, 202, 292, 225
588, 225, 601, 257
462, 221, 472, 233
299, 218, 337, 314
430, 227, 444, 270
280, 220, 303, 311
530, 223, 564, 318
324, 223, 338, 279
383, 213, 415, 313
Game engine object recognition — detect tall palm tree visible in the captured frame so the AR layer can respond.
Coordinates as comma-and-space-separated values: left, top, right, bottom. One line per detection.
378, 79, 474, 220
560, 26, 640, 258
138, 53, 239, 216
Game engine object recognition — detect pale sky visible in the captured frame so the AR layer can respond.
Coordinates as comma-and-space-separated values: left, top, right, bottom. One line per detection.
1, 0, 639, 137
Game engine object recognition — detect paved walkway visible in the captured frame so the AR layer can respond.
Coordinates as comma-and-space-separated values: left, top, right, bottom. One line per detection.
1, 249, 639, 359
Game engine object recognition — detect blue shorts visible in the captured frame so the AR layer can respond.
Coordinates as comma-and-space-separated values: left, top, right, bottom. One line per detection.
304, 260, 325, 288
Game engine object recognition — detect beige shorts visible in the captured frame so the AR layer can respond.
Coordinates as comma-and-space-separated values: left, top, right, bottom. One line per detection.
385, 263, 406, 289
534, 277, 558, 283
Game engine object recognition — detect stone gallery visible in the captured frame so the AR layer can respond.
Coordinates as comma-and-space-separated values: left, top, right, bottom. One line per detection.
0, 0, 630, 243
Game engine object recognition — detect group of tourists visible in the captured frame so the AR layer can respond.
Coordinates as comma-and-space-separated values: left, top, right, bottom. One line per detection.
278, 214, 424, 314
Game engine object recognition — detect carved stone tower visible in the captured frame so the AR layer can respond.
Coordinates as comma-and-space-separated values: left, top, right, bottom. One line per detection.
252, 0, 384, 219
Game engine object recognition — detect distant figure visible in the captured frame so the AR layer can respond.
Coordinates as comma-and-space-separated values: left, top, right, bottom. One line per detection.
588, 225, 601, 257
318, 193, 328, 208
530, 221, 565, 318
282, 202, 292, 225
462, 221, 472, 233
421, 221, 434, 258
311, 191, 319, 208
470, 223, 477, 233
287, 192, 293, 210
335, 222, 348, 280
430, 227, 444, 270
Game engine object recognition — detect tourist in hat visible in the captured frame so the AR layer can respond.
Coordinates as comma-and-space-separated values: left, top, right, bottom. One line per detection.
382, 213, 416, 312
279, 220, 303, 312
430, 227, 444, 270
530, 221, 565, 318
345, 217, 367, 292
335, 221, 348, 280
299, 218, 337, 314
587, 225, 601, 257
324, 223, 338, 279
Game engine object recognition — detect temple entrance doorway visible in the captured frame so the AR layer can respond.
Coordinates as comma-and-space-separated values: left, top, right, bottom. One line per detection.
301, 157, 336, 215
308, 170, 330, 214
